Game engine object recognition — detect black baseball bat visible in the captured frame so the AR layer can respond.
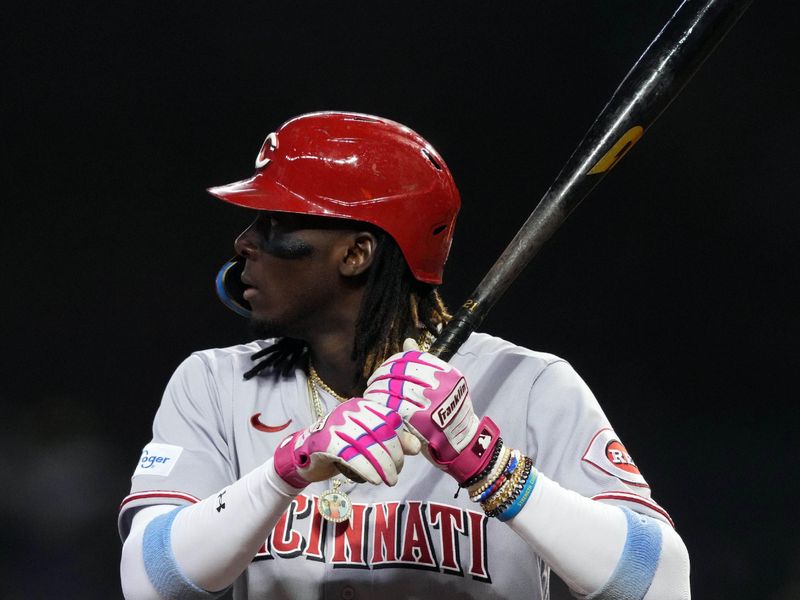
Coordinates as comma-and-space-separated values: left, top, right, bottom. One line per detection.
430, 0, 753, 361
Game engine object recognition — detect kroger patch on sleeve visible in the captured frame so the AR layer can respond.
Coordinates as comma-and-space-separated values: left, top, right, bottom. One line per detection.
133, 443, 184, 477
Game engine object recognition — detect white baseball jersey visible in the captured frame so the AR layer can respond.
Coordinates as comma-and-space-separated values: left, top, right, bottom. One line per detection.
119, 332, 672, 600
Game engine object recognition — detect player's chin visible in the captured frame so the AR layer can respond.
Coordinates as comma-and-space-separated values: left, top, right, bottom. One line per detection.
248, 315, 286, 339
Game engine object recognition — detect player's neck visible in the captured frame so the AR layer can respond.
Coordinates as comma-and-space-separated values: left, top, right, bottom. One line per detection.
307, 336, 361, 399
308, 324, 434, 398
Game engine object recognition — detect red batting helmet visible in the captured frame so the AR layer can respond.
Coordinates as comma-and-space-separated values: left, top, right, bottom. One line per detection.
207, 111, 460, 285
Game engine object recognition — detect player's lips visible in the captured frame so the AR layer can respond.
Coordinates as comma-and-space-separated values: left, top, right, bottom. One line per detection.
240, 274, 259, 301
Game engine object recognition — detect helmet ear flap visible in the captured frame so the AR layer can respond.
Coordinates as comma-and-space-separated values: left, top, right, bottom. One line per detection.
215, 256, 252, 318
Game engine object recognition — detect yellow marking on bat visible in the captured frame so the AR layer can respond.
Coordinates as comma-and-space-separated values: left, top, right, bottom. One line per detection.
463, 299, 479, 312
588, 126, 644, 174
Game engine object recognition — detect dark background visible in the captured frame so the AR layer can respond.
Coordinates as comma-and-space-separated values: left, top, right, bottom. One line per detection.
3, 1, 798, 598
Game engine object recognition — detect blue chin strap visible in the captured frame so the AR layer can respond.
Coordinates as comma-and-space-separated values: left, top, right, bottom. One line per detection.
215, 256, 252, 318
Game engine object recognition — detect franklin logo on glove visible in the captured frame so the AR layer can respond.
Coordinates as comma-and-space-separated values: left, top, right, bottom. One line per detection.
433, 378, 469, 429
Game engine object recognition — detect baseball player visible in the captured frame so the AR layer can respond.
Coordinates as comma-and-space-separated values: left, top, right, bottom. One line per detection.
119, 112, 690, 599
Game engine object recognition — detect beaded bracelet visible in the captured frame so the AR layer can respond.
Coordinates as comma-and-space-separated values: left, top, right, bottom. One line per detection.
481, 457, 529, 513
485, 457, 533, 518
497, 467, 538, 522
470, 448, 518, 502
461, 437, 504, 488
504, 451, 520, 478
476, 473, 507, 503
468, 446, 511, 498
482, 471, 525, 515
489, 463, 533, 519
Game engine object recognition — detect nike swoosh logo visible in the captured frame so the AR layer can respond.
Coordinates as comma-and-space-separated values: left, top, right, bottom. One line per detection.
250, 413, 292, 433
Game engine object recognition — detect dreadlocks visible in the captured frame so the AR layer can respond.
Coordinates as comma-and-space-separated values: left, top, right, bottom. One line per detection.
352, 230, 449, 383
243, 230, 450, 388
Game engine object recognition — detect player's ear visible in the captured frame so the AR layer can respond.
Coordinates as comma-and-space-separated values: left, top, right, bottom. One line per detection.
339, 231, 377, 278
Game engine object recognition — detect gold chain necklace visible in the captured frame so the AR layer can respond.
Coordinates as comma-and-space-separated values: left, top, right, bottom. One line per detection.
308, 363, 348, 403
306, 362, 353, 524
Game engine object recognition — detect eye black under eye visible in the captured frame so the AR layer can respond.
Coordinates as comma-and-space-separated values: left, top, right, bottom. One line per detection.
253, 215, 313, 259
265, 236, 314, 259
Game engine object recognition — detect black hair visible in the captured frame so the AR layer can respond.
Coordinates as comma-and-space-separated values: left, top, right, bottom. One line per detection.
243, 230, 450, 390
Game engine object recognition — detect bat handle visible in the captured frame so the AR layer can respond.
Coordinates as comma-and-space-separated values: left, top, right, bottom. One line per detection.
429, 299, 486, 361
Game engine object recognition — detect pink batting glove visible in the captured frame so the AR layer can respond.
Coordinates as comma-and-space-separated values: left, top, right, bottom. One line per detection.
273, 397, 420, 488
363, 340, 500, 485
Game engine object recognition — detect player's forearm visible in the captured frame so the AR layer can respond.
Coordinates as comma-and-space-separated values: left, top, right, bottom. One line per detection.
172, 457, 300, 589
120, 457, 300, 599
507, 473, 690, 599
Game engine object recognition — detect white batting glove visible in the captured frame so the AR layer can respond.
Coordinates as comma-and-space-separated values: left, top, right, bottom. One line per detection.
363, 340, 501, 485
273, 397, 420, 488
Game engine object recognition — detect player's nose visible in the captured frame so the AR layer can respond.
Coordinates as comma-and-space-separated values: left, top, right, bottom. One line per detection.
234, 224, 259, 259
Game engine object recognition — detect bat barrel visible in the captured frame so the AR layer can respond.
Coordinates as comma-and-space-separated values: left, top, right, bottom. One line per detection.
430, 0, 753, 361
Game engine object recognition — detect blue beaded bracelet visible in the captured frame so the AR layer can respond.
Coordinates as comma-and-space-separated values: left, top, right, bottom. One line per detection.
477, 451, 522, 503
505, 454, 519, 475
497, 467, 538, 522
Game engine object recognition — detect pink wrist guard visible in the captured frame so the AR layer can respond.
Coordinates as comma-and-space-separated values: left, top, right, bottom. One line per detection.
428, 416, 501, 485
272, 431, 309, 489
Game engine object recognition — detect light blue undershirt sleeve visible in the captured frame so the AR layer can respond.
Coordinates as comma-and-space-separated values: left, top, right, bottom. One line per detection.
585, 507, 663, 600
142, 507, 227, 600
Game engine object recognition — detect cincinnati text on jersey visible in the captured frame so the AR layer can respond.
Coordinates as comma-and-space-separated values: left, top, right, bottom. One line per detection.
253, 494, 492, 582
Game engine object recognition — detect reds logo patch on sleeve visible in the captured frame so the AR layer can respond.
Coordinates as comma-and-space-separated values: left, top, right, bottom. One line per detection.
581, 428, 649, 487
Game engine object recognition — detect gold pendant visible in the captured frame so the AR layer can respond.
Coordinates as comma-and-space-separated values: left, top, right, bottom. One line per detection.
318, 479, 352, 523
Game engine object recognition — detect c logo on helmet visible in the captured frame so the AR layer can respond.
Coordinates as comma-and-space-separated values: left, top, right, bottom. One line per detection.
255, 132, 278, 169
